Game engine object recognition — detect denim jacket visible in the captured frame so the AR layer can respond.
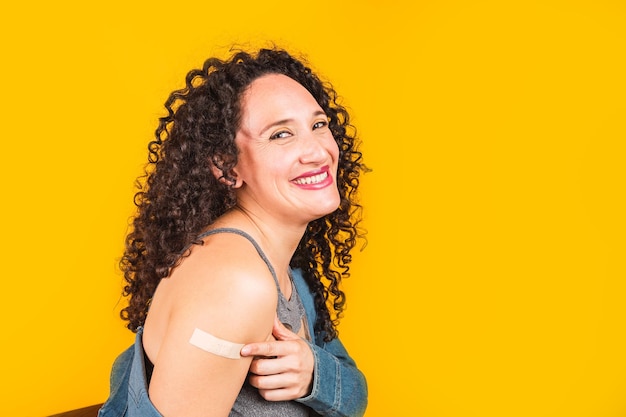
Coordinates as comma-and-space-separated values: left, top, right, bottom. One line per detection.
98, 268, 367, 417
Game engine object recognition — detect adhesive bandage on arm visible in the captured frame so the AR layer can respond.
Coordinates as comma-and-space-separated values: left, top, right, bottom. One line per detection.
189, 328, 244, 359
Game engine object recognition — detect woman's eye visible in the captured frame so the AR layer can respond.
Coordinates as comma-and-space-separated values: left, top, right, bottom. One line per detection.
313, 120, 328, 130
270, 130, 292, 140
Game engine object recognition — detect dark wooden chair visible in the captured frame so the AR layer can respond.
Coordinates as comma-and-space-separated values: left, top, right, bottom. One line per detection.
47, 404, 103, 417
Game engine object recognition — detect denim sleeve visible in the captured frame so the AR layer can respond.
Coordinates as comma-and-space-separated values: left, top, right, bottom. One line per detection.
291, 268, 368, 416
295, 337, 368, 417
98, 343, 134, 417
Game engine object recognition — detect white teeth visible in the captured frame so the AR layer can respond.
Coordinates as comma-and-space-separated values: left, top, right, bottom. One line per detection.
294, 171, 328, 185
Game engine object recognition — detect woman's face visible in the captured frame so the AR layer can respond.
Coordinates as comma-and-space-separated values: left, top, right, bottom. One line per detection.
232, 73, 340, 225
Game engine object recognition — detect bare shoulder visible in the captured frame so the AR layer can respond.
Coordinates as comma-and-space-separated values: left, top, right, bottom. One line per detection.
147, 231, 279, 416
168, 230, 278, 342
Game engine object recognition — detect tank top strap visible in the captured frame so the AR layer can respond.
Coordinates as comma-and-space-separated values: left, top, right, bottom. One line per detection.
195, 227, 281, 290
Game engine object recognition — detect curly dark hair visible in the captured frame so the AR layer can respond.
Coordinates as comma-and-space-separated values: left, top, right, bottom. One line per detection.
120, 47, 366, 342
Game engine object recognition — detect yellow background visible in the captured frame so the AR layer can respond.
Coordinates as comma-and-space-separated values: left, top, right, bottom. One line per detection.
2, 1, 625, 416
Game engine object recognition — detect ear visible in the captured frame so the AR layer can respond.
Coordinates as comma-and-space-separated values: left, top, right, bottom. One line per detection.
210, 156, 243, 188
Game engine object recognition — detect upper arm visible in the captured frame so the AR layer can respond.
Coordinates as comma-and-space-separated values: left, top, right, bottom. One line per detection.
148, 256, 277, 417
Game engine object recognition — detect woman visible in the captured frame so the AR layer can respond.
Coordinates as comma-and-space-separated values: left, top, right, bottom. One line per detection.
99, 47, 368, 417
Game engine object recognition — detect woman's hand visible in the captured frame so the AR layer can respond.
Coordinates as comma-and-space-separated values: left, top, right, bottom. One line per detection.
240, 316, 314, 401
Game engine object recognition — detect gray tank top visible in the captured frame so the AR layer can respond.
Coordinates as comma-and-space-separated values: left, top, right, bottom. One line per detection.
196, 228, 311, 417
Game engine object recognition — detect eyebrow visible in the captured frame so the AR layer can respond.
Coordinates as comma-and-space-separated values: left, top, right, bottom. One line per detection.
259, 110, 327, 136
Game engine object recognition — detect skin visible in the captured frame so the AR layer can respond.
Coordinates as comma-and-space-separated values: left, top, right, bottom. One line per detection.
242, 316, 315, 401
142, 73, 340, 416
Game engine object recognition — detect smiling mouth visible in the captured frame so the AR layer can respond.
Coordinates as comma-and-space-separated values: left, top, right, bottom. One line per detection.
293, 171, 329, 185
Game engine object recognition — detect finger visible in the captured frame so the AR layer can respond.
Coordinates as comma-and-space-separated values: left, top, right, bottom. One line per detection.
258, 387, 302, 402
249, 353, 300, 376
248, 371, 300, 392
248, 356, 279, 375
240, 316, 298, 357
240, 340, 280, 357
254, 381, 306, 402
272, 316, 298, 341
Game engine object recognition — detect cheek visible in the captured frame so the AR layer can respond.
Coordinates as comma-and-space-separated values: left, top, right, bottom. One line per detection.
330, 141, 340, 167
326, 135, 340, 160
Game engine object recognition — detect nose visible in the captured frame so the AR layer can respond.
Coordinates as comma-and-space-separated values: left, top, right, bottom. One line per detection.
299, 133, 329, 165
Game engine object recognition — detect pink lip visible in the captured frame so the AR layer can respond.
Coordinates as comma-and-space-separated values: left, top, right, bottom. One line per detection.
292, 165, 334, 190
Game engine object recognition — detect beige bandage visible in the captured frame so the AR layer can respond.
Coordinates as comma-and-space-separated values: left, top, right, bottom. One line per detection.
189, 328, 244, 359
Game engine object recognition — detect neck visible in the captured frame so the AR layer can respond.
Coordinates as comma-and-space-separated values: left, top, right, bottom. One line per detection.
229, 204, 306, 276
